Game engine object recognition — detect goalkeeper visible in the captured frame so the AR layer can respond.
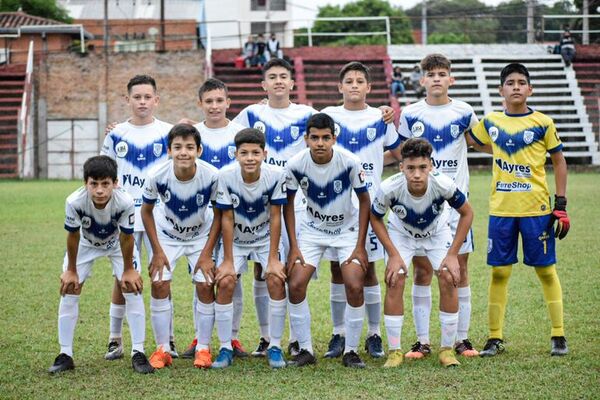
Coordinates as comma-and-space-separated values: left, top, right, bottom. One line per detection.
469, 63, 570, 357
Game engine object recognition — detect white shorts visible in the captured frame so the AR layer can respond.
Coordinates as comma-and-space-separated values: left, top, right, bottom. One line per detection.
134, 231, 153, 261
63, 242, 141, 284
298, 227, 358, 269
323, 225, 384, 263
447, 208, 474, 254
387, 225, 454, 273
216, 243, 282, 278
281, 209, 305, 262
154, 233, 209, 283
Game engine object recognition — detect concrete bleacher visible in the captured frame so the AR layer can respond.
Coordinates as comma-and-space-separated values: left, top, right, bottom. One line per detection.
573, 45, 600, 147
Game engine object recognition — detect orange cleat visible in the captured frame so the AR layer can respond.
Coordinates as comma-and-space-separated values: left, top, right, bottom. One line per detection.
194, 349, 212, 369
149, 345, 173, 369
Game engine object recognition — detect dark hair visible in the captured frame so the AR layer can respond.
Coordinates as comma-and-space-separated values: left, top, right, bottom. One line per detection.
400, 138, 433, 160
420, 53, 451, 72
339, 61, 370, 83
500, 63, 530, 85
198, 78, 228, 100
83, 155, 118, 182
235, 128, 265, 149
168, 123, 201, 149
306, 113, 335, 136
127, 74, 157, 93
262, 58, 293, 78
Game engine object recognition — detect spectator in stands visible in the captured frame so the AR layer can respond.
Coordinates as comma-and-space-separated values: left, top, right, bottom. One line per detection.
243, 35, 257, 67
390, 66, 405, 98
409, 64, 426, 99
255, 34, 268, 66
267, 33, 283, 59
559, 28, 576, 67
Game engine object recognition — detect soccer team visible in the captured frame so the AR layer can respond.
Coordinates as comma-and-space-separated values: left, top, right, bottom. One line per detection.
48, 54, 571, 374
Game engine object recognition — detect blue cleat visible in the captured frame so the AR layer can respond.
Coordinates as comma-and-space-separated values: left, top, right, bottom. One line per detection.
211, 348, 234, 369
324, 334, 345, 358
267, 346, 287, 368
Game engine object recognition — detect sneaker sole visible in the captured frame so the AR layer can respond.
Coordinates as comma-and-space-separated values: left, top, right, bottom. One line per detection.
104, 352, 124, 361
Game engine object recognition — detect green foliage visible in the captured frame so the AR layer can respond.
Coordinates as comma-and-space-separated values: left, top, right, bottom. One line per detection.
0, 0, 72, 23
428, 32, 470, 44
294, 0, 413, 47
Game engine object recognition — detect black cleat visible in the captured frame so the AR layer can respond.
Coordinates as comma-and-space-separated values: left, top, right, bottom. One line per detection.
551, 336, 568, 356
288, 349, 317, 367
251, 337, 270, 357
131, 351, 155, 374
169, 341, 179, 358
48, 353, 75, 374
479, 338, 505, 357
287, 340, 300, 357
342, 350, 366, 368
324, 334, 345, 358
365, 334, 385, 358
181, 338, 197, 359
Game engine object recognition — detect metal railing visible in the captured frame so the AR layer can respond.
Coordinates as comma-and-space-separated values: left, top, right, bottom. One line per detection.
18, 40, 34, 178
294, 16, 391, 47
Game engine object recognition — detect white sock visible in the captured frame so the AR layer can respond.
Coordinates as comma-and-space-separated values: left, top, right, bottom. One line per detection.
268, 298, 287, 349
330, 283, 346, 335
215, 302, 233, 350
253, 279, 270, 340
288, 299, 312, 354
123, 292, 146, 354
457, 286, 472, 342
439, 311, 459, 348
169, 297, 175, 342
412, 284, 432, 344
58, 294, 80, 357
364, 284, 382, 337
344, 303, 365, 354
232, 279, 243, 339
191, 288, 198, 340
109, 303, 125, 340
196, 301, 214, 351
150, 297, 171, 350
384, 314, 404, 350
286, 283, 297, 342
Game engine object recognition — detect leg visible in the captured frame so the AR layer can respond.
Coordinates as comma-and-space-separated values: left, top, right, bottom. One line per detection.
455, 253, 478, 356
105, 280, 126, 360
213, 275, 236, 368
194, 282, 215, 368
252, 262, 270, 356
325, 260, 347, 358
406, 256, 434, 359
340, 261, 366, 368
364, 261, 383, 356
437, 267, 460, 367
383, 271, 406, 368
287, 261, 317, 365
149, 279, 173, 369
266, 273, 287, 368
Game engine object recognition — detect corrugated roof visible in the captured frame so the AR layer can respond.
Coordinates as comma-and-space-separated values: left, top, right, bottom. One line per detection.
0, 11, 63, 28
57, 0, 202, 20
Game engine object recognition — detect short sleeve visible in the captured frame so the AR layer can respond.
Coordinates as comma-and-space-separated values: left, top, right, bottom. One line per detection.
397, 112, 411, 141
142, 175, 158, 204
232, 107, 250, 128
470, 118, 491, 146
118, 200, 135, 234
285, 165, 299, 193
383, 123, 401, 151
64, 200, 81, 232
544, 121, 563, 153
350, 159, 368, 194
270, 169, 288, 205
215, 174, 234, 209
371, 187, 390, 218
209, 174, 219, 202
100, 132, 116, 158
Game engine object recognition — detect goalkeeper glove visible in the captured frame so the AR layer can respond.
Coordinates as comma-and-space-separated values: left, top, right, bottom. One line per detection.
547, 195, 570, 240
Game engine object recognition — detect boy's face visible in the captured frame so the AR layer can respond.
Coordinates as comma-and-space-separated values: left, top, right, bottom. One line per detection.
168, 135, 201, 170
305, 127, 336, 162
339, 70, 371, 104
236, 143, 266, 176
198, 88, 230, 125
127, 84, 159, 120
499, 72, 532, 108
262, 66, 294, 100
86, 177, 116, 208
421, 67, 454, 98
400, 156, 431, 195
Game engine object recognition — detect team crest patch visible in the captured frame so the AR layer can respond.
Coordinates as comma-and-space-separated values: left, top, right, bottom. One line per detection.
334, 123, 341, 137
392, 205, 407, 219
116, 141, 128, 158
196, 194, 204, 207
153, 143, 163, 157
487, 239, 493, 254
262, 195, 269, 205
450, 124, 460, 139
333, 180, 343, 194
228, 145, 236, 160
163, 190, 171, 203
300, 177, 309, 190
81, 216, 92, 229
253, 121, 266, 133
230, 193, 240, 208
366, 128, 376, 141
523, 130, 535, 144
411, 121, 425, 137
489, 126, 499, 142
290, 126, 300, 140
432, 203, 440, 215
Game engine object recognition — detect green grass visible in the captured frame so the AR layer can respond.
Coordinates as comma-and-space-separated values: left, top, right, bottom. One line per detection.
1, 172, 599, 399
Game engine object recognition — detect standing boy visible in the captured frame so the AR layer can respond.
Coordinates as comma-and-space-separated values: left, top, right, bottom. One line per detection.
285, 113, 370, 368
49, 156, 153, 374
370, 138, 474, 368
470, 63, 570, 357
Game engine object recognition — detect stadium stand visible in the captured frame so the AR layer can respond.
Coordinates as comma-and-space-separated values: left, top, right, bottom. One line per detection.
0, 63, 25, 178
573, 45, 600, 152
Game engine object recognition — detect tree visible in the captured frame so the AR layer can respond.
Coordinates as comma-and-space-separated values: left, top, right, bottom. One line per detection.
0, 0, 72, 23
295, 0, 413, 47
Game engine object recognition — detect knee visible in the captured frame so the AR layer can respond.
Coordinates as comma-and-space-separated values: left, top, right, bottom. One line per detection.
491, 266, 512, 284
414, 264, 433, 285
437, 270, 455, 290
150, 281, 170, 298
345, 281, 363, 302
254, 263, 264, 281
217, 276, 236, 296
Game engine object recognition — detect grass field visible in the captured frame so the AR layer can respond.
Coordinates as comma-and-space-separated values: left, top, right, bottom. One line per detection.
1, 171, 599, 399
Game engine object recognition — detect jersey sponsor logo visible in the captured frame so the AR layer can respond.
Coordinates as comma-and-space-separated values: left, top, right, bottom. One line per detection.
411, 121, 425, 137
165, 215, 204, 235
432, 158, 458, 169
81, 216, 92, 229
495, 181, 532, 192
253, 121, 266, 133
349, 136, 359, 145
235, 219, 269, 235
402, 226, 432, 239
307, 205, 344, 223
228, 146, 236, 160
230, 193, 240, 208
433, 134, 443, 143
333, 180, 343, 194
122, 174, 145, 188
361, 162, 374, 171
317, 191, 327, 199
367, 128, 376, 141
489, 126, 499, 142
266, 157, 286, 167
153, 143, 163, 157
392, 204, 407, 219
290, 126, 300, 140
116, 141, 129, 158
334, 123, 341, 137
274, 135, 284, 143
506, 138, 515, 147
196, 194, 204, 207
495, 159, 532, 178
523, 130, 535, 144
450, 124, 460, 138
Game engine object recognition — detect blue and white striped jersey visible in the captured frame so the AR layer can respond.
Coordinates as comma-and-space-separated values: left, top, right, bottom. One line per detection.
194, 120, 245, 170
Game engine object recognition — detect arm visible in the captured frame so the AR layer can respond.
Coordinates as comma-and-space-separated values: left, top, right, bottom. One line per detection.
60, 231, 81, 295
369, 212, 407, 287
551, 151, 567, 197
215, 208, 236, 283
384, 145, 403, 166
119, 231, 143, 294
283, 190, 304, 270
441, 201, 474, 286
465, 130, 492, 154
344, 191, 370, 271
377, 105, 395, 125
548, 151, 570, 239
141, 202, 170, 282
194, 206, 222, 284
266, 204, 286, 282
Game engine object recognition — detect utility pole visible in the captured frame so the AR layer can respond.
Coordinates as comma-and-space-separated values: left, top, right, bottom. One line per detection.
527, 0, 534, 44
421, 0, 427, 45
103, 0, 108, 53
265, 0, 271, 35
160, 0, 166, 51
583, 0, 589, 45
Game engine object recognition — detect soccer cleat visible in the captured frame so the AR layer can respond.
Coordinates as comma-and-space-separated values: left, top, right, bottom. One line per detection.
48, 353, 75, 374
551, 336, 569, 356
131, 351, 155, 374
454, 339, 479, 357
104, 340, 124, 360
267, 346, 287, 368
181, 338, 198, 359
479, 338, 505, 357
251, 337, 270, 357
169, 341, 179, 358
288, 349, 316, 367
342, 351, 366, 368
287, 340, 300, 357
365, 334, 385, 358
439, 347, 460, 367
405, 341, 432, 359
212, 348, 234, 369
324, 334, 345, 358
193, 349, 212, 369
232, 339, 249, 358
383, 349, 404, 368
149, 346, 173, 369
